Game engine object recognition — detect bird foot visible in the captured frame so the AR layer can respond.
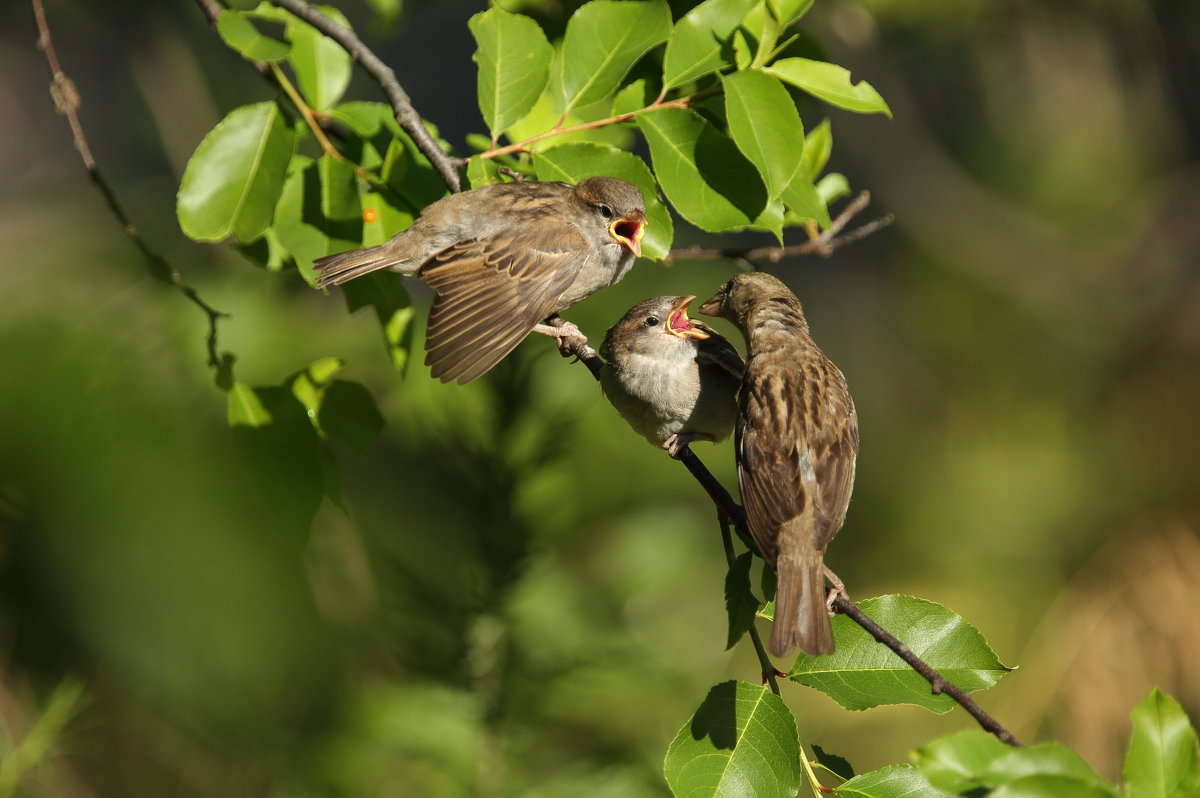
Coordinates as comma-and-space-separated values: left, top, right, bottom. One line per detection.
663, 434, 695, 459
532, 320, 589, 358
823, 565, 848, 616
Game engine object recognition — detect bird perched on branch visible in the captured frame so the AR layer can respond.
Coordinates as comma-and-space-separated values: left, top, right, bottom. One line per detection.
700, 272, 858, 658
313, 177, 647, 385
599, 296, 743, 458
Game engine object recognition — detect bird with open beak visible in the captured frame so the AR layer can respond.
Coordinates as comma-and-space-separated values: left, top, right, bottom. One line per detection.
700, 272, 858, 658
600, 296, 744, 458
314, 177, 647, 384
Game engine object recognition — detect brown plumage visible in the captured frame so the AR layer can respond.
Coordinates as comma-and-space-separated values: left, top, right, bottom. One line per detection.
313, 178, 647, 384
700, 272, 858, 657
599, 296, 744, 457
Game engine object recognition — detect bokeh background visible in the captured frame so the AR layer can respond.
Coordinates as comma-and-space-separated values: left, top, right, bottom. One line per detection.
2, 0, 1199, 795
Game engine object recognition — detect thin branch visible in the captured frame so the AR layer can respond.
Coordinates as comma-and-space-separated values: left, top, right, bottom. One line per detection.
33, 0, 227, 372
718, 514, 781, 695
266, 0, 462, 194
665, 191, 895, 266
550, 326, 1021, 748
829, 596, 1022, 746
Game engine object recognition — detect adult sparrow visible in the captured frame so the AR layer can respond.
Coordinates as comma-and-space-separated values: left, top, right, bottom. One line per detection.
599, 296, 744, 458
700, 272, 858, 657
313, 178, 647, 384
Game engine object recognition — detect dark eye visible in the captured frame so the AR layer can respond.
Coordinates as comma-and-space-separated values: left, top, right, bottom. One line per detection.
598, 204, 614, 219
644, 316, 660, 327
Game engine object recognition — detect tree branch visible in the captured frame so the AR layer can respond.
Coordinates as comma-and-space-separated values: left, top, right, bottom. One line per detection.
665, 191, 894, 266
266, 0, 462, 194
551, 327, 1022, 748
33, 0, 228, 374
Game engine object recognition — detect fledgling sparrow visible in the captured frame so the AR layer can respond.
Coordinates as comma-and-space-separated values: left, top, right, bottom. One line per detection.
599, 296, 744, 458
700, 272, 858, 657
313, 178, 647, 384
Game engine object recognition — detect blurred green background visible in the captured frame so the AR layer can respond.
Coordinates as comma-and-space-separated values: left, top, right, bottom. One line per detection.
2, 0, 1199, 795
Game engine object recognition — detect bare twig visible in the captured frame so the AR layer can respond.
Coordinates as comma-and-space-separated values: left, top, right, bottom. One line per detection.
266, 0, 462, 193
665, 191, 894, 266
33, 0, 228, 372
551, 328, 1021, 748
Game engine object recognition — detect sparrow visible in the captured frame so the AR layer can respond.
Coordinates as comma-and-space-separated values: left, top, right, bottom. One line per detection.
599, 296, 744, 458
313, 177, 647, 384
700, 272, 858, 658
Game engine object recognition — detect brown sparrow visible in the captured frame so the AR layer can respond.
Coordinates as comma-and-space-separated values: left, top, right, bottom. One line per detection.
314, 178, 647, 384
700, 272, 858, 657
599, 296, 744, 458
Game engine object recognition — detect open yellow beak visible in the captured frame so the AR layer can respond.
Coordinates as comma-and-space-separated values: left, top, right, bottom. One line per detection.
610, 211, 647, 259
666, 295, 710, 340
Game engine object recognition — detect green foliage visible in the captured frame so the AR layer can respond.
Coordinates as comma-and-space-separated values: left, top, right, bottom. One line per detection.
1124, 689, 1200, 798
787, 595, 1012, 712
663, 681, 801, 798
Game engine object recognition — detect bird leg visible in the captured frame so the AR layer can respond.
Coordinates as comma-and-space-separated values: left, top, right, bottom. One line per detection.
533, 315, 589, 357
823, 564, 848, 615
663, 434, 695, 459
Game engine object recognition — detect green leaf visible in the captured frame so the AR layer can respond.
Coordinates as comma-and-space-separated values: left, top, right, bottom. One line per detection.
663, 680, 801, 798
815, 172, 850, 206
228, 381, 275, 427
272, 154, 363, 283
989, 775, 1119, 798
1124, 689, 1200, 798
838, 764, 955, 798
359, 190, 415, 247
661, 0, 756, 90
915, 730, 1012, 794
553, 0, 671, 116
722, 70, 807, 202
766, 0, 814, 27
466, 157, 503, 189
811, 744, 854, 781
318, 380, 386, 454
985, 743, 1113, 790
178, 102, 296, 243
340, 273, 415, 373
290, 356, 343, 424
285, 5, 353, 111
533, 142, 673, 260
801, 117, 832, 179
787, 595, 1011, 712
723, 551, 759, 649
637, 106, 776, 233
612, 78, 652, 118
469, 7, 553, 141
216, 10, 291, 62
763, 57, 892, 116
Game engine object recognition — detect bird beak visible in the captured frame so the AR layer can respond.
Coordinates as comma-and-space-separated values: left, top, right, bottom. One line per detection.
610, 210, 646, 259
666, 296, 710, 340
698, 292, 724, 317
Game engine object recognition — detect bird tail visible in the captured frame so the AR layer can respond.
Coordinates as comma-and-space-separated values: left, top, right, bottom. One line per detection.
770, 531, 834, 658
313, 246, 408, 289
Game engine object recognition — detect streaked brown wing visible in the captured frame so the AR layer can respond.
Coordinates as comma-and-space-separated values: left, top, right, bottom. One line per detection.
809, 364, 859, 549
419, 225, 586, 384
735, 368, 807, 565
693, 322, 745, 380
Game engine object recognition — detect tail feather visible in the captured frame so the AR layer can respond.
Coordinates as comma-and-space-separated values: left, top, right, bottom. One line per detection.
313, 248, 405, 289
770, 540, 834, 658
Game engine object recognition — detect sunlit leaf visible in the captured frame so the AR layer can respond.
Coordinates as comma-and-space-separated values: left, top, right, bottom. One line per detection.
273, 154, 363, 284
534, 142, 673, 259
837, 764, 955, 798
469, 7, 553, 140
788, 595, 1011, 712
764, 57, 892, 116
722, 70, 806, 201
178, 101, 296, 243
661, 0, 756, 90
766, 0, 814, 27
1124, 689, 1200, 798
216, 10, 290, 62
637, 106, 776, 233
914, 730, 1012, 794
285, 5, 353, 110
340, 272, 415, 374
553, 0, 671, 115
663, 681, 801, 798
801, 117, 832, 179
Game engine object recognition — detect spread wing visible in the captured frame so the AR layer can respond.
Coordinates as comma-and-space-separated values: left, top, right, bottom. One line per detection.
736, 360, 858, 564
419, 225, 587, 384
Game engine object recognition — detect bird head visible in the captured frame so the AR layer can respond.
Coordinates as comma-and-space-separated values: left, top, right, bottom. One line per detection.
574, 177, 648, 258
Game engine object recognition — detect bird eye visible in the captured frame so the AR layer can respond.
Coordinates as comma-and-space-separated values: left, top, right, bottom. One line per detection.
644, 316, 660, 327
598, 204, 614, 219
